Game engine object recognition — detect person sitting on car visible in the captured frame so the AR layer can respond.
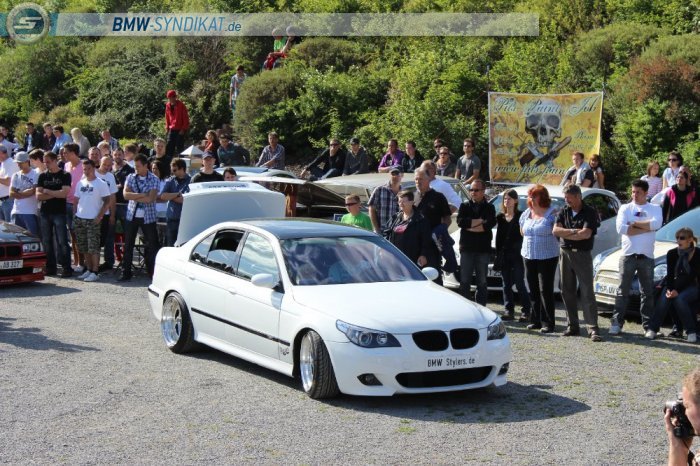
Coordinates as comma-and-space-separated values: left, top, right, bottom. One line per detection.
645, 227, 700, 343
662, 169, 698, 225
191, 152, 224, 184
301, 138, 346, 181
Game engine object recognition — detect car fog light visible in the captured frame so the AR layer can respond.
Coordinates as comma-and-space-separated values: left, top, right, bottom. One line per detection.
498, 363, 510, 375
358, 374, 382, 386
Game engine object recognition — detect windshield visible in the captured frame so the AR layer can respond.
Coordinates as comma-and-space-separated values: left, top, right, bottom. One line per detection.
490, 193, 565, 216
281, 236, 426, 285
656, 207, 700, 243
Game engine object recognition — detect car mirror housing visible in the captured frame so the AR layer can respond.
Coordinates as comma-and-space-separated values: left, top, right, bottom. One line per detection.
251, 273, 278, 289
421, 267, 439, 281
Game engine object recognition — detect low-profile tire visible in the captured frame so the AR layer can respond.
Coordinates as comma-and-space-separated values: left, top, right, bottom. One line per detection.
299, 330, 340, 399
161, 292, 198, 354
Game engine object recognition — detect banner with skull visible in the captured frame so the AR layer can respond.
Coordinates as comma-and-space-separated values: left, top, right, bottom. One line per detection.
488, 92, 603, 185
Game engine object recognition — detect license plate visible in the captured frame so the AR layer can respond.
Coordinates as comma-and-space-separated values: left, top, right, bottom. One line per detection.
595, 281, 618, 296
0, 260, 23, 270
427, 355, 477, 369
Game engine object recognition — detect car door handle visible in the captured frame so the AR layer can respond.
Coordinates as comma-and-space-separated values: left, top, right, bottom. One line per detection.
227, 288, 237, 295
187, 274, 196, 280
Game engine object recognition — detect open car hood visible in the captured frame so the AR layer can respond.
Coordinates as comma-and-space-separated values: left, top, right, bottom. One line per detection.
238, 176, 347, 208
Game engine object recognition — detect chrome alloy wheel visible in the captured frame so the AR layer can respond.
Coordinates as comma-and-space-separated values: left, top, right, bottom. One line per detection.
161, 295, 183, 347
300, 332, 316, 392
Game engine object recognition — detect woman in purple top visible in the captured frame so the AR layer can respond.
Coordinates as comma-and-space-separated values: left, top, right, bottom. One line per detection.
519, 184, 560, 333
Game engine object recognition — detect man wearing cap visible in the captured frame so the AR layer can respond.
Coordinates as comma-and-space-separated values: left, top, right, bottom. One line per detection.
343, 137, 369, 175
9, 152, 40, 235
368, 167, 403, 234
552, 184, 602, 341
377, 139, 404, 173
256, 131, 285, 169
191, 152, 224, 183
0, 146, 19, 221
301, 138, 346, 180
218, 134, 249, 167
165, 90, 190, 159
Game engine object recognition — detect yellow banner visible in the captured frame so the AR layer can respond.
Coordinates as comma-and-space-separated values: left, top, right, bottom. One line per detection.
488, 92, 603, 185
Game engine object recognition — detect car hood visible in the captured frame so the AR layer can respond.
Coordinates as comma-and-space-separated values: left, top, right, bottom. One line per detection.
599, 241, 677, 271
291, 281, 497, 333
0, 220, 38, 242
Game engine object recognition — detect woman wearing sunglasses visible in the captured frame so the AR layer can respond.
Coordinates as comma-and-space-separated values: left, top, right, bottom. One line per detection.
662, 151, 683, 190
645, 227, 700, 343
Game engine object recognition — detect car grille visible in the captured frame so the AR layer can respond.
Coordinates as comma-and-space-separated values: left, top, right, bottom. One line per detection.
0, 245, 21, 259
396, 366, 492, 388
412, 329, 480, 351
449, 329, 480, 349
596, 270, 619, 285
0, 267, 33, 277
412, 331, 449, 351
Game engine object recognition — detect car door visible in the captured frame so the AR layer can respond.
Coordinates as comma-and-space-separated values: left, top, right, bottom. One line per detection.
185, 229, 245, 343
226, 231, 284, 360
583, 193, 620, 255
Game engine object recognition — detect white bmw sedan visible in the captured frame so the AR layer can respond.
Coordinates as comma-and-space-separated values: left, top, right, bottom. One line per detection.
148, 219, 512, 399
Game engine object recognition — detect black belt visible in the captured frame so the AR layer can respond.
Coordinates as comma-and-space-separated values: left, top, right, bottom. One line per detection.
629, 253, 650, 259
0, 196, 9, 201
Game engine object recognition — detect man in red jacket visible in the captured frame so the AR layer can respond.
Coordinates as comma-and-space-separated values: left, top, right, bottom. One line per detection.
165, 90, 189, 159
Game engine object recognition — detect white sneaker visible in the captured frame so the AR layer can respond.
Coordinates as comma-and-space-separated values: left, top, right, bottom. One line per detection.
609, 324, 621, 335
644, 330, 657, 340
688, 333, 697, 343
73, 265, 85, 274
83, 272, 99, 282
78, 270, 91, 280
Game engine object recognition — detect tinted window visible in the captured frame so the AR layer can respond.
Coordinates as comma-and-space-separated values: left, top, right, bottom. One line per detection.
656, 207, 700, 243
190, 233, 215, 264
237, 233, 280, 282
206, 230, 244, 273
584, 194, 618, 222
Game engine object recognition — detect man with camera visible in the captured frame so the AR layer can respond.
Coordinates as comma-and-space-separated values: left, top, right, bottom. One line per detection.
666, 367, 700, 465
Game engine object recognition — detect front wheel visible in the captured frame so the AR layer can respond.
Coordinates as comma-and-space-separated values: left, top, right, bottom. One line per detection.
161, 293, 198, 353
299, 331, 339, 399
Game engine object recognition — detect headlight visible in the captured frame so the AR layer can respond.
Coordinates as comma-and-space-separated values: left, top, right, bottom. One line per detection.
336, 320, 401, 348
592, 253, 604, 277
487, 318, 506, 340
22, 242, 43, 253
653, 263, 667, 283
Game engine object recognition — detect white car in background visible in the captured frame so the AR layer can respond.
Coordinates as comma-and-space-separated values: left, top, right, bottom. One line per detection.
149, 200, 511, 398
444, 185, 622, 291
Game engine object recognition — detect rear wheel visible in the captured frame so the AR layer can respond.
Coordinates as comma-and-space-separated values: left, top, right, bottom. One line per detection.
299, 331, 339, 399
161, 293, 197, 353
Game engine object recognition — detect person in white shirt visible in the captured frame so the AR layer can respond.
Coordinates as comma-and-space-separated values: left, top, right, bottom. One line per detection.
609, 179, 663, 335
73, 159, 111, 282
0, 146, 19, 221
419, 160, 461, 215
96, 156, 118, 272
9, 152, 39, 235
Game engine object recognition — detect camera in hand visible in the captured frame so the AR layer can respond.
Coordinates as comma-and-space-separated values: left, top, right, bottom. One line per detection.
665, 398, 696, 438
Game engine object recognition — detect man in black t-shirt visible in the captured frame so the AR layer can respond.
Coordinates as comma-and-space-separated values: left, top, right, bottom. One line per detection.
552, 184, 602, 341
36, 151, 72, 277
191, 152, 225, 183
414, 167, 451, 283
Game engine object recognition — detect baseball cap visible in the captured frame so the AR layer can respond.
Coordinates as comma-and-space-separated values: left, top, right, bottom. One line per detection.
390, 166, 403, 175
350, 137, 360, 145
14, 151, 29, 163
166, 90, 177, 98
202, 151, 215, 159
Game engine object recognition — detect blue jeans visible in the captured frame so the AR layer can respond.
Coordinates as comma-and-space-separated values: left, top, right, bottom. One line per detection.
309, 166, 342, 181
0, 197, 13, 221
12, 213, 40, 236
40, 212, 71, 272
501, 250, 531, 314
649, 286, 698, 335
612, 254, 655, 329
165, 218, 180, 247
460, 251, 490, 306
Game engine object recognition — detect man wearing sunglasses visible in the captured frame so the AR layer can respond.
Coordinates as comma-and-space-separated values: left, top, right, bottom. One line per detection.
301, 138, 346, 181
340, 194, 372, 231
456, 179, 496, 305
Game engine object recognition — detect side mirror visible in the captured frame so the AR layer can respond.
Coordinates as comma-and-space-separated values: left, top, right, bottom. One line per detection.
251, 273, 277, 289
421, 267, 439, 281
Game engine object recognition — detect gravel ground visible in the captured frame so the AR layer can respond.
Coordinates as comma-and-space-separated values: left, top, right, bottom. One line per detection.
1, 272, 698, 465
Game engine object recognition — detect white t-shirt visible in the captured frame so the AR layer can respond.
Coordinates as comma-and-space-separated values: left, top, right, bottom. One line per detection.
95, 170, 118, 215
10, 170, 38, 215
615, 201, 663, 258
74, 176, 110, 220
0, 157, 19, 198
662, 167, 679, 188
430, 177, 461, 209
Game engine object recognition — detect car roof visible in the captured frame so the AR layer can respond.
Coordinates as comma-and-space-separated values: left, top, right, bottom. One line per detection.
315, 173, 460, 189
499, 185, 618, 199
241, 218, 377, 239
